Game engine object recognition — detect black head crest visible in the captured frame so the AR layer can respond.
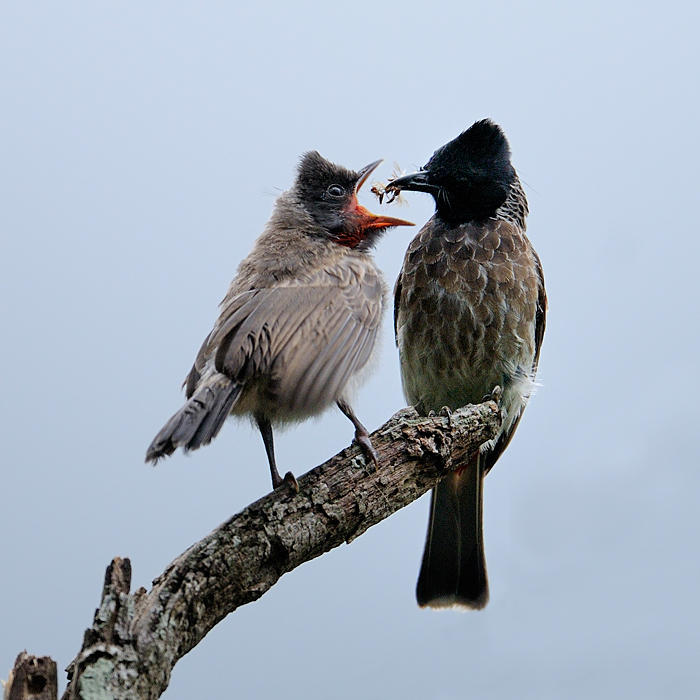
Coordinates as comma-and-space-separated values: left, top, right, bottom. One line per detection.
411, 119, 517, 223
296, 151, 358, 202
426, 119, 513, 184
293, 151, 358, 236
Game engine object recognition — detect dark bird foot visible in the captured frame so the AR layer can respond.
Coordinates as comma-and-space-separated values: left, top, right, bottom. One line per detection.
272, 470, 299, 494
481, 385, 503, 404
283, 471, 299, 493
336, 399, 379, 468
356, 434, 379, 469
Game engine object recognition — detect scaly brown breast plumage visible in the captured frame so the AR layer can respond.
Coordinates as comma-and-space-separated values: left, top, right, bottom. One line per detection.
395, 217, 540, 411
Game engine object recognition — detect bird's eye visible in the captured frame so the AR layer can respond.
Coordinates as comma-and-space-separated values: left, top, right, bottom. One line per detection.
327, 184, 345, 197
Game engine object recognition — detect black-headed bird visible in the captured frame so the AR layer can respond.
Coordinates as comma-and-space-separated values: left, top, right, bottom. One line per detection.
388, 120, 546, 608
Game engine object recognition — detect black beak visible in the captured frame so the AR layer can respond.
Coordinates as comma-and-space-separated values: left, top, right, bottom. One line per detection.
355, 159, 383, 192
386, 170, 440, 195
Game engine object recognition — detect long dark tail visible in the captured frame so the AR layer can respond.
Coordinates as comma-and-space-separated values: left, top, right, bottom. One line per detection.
416, 457, 488, 609
145, 375, 241, 463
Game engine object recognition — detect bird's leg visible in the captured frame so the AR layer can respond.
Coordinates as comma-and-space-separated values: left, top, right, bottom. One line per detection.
336, 399, 379, 467
255, 414, 298, 493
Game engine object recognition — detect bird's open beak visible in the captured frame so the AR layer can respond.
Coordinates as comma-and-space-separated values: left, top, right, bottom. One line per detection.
356, 159, 384, 192
352, 159, 414, 229
385, 170, 440, 195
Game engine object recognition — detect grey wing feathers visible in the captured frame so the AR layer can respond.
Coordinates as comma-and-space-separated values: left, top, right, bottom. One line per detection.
148, 262, 384, 463
183, 289, 259, 397
292, 305, 376, 411
146, 375, 242, 462
209, 263, 384, 415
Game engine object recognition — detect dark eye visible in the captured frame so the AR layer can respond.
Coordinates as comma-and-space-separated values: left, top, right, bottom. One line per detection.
327, 184, 345, 197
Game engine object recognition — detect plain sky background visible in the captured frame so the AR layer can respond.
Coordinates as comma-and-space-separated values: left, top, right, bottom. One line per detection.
2, 2, 699, 698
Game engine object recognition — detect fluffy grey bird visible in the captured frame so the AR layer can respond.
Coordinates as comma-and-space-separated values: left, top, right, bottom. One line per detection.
387, 120, 546, 608
146, 152, 412, 490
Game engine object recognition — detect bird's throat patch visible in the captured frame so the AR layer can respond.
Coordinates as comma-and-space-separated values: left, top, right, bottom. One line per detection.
331, 229, 367, 248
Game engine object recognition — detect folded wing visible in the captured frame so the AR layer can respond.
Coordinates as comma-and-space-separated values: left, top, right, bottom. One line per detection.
190, 262, 385, 415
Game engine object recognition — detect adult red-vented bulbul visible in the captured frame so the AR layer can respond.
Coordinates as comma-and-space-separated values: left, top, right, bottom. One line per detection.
146, 152, 412, 490
387, 120, 546, 608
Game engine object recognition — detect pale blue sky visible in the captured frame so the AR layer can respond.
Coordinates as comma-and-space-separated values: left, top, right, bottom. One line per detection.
2, 2, 699, 698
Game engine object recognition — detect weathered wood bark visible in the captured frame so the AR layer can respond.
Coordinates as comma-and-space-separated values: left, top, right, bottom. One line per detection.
4, 652, 57, 700
14, 401, 500, 700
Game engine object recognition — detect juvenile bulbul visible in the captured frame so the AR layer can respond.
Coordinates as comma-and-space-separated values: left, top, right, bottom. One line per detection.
387, 120, 546, 608
146, 152, 412, 490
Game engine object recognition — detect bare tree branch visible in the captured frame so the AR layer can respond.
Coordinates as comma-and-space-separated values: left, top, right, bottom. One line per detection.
4, 652, 57, 700
17, 401, 500, 699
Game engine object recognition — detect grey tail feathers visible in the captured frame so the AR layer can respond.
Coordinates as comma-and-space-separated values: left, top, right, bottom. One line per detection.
416, 457, 489, 609
145, 375, 241, 463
